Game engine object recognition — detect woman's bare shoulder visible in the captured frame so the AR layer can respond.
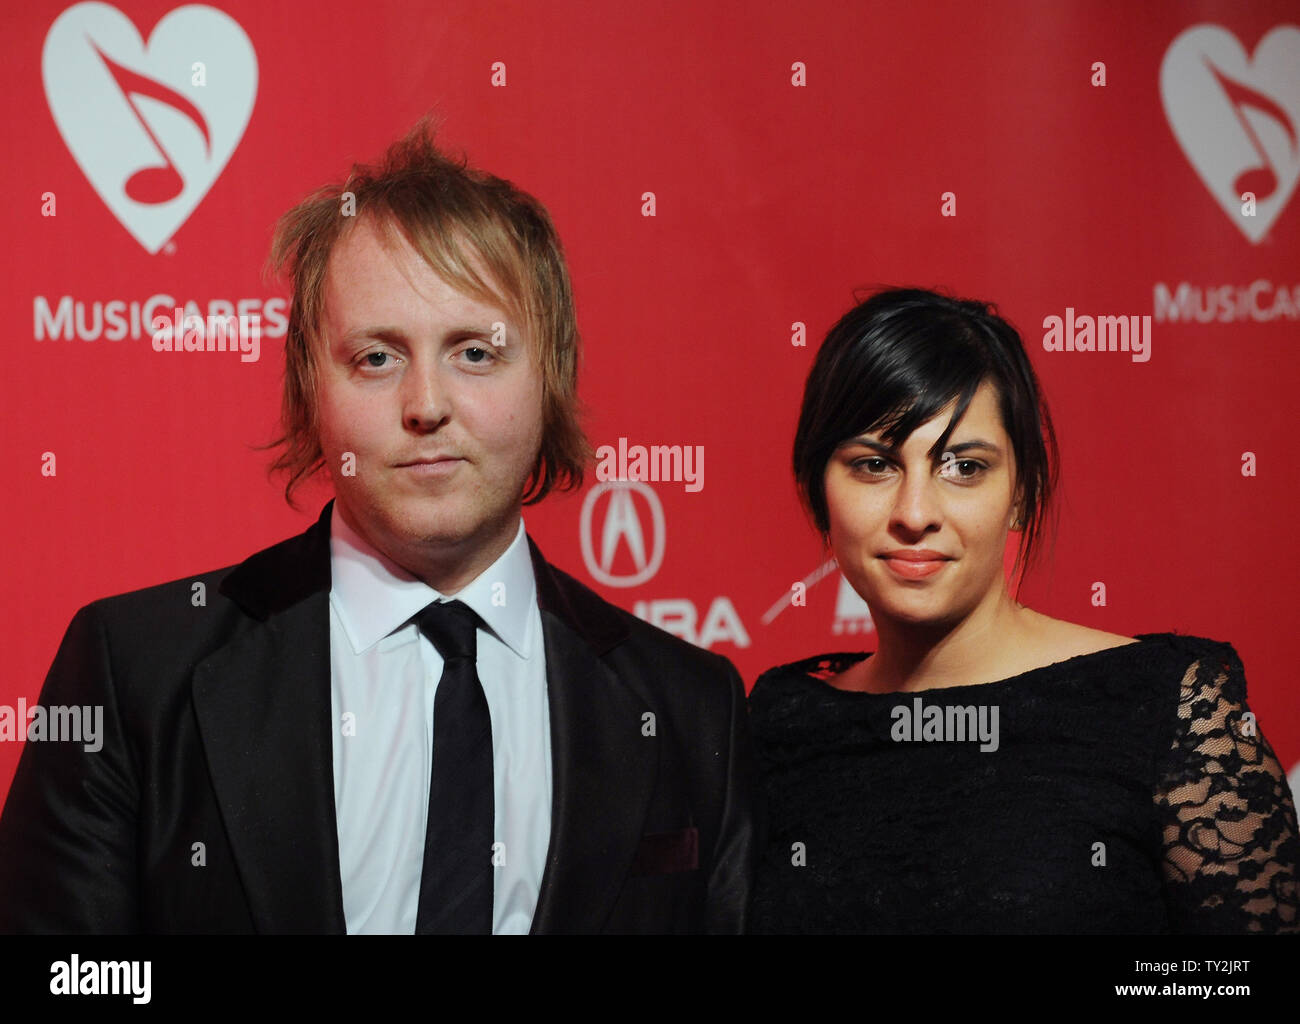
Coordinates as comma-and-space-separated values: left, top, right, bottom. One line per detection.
1024, 613, 1139, 662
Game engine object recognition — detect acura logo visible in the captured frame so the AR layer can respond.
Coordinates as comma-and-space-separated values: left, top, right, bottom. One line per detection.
579, 481, 665, 588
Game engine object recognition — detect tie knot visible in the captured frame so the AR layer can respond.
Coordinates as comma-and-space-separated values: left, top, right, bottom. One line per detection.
415, 600, 480, 662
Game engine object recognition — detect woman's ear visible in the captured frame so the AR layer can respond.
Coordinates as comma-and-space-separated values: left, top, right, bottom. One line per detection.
1008, 486, 1026, 532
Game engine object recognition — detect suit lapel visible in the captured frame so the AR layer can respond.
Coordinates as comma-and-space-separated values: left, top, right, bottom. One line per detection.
188, 507, 655, 934
527, 543, 657, 934
192, 503, 346, 933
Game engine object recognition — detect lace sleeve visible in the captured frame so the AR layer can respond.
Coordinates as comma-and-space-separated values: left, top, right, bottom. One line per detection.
1154, 642, 1299, 933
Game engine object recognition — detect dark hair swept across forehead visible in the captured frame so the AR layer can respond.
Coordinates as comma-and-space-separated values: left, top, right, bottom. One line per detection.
793, 287, 1058, 576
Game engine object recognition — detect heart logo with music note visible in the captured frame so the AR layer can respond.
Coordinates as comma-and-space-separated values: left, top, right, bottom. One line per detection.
42, 3, 257, 254
1160, 25, 1300, 244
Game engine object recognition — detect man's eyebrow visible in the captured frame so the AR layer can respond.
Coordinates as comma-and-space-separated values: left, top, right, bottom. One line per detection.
339, 324, 508, 344
340, 326, 403, 345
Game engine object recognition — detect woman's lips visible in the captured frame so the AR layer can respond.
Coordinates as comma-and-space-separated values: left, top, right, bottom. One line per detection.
880, 552, 951, 579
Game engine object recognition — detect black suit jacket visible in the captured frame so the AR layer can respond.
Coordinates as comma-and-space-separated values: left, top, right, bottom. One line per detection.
0, 503, 755, 933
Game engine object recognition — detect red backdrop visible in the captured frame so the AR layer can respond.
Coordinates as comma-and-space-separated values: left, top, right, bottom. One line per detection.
4, 0, 1298, 806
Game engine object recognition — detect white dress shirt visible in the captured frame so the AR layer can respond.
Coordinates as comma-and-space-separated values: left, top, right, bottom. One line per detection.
327, 505, 552, 934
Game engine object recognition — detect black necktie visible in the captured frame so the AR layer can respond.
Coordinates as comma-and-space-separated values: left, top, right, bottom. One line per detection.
413, 600, 494, 934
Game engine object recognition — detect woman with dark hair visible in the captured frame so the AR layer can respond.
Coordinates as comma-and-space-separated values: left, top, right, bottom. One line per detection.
747, 287, 1299, 934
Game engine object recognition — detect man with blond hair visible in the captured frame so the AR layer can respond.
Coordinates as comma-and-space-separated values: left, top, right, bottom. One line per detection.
0, 125, 755, 934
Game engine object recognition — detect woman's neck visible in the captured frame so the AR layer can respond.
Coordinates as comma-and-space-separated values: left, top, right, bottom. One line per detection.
856, 588, 1038, 693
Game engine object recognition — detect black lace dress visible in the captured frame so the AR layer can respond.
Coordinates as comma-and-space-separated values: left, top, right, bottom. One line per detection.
747, 633, 1299, 933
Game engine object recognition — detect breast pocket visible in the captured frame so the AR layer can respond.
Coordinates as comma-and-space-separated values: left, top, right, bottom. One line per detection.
628, 826, 698, 876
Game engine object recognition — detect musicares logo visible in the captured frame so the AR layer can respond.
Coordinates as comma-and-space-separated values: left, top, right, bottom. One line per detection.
42, 3, 258, 253
1160, 25, 1300, 243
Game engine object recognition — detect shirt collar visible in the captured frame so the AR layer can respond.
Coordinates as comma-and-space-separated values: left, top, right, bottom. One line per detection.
328, 503, 536, 657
